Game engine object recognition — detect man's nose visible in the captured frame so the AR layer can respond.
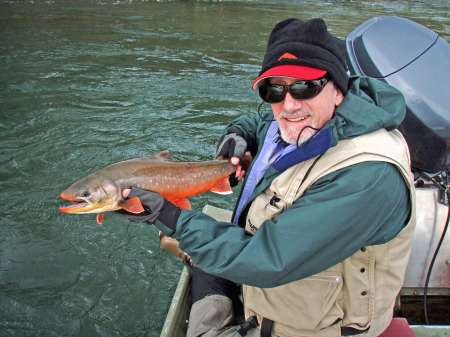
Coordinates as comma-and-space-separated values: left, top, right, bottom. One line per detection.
282, 91, 302, 112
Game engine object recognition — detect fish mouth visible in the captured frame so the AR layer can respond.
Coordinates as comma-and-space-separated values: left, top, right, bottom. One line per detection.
59, 192, 116, 214
59, 192, 92, 213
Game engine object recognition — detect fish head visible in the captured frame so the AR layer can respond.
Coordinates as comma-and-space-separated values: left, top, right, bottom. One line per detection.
60, 176, 121, 214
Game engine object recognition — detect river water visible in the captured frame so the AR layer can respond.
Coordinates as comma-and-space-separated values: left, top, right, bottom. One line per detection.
0, 0, 448, 335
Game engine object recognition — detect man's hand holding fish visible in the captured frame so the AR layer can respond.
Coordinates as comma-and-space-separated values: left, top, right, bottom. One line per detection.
114, 188, 181, 236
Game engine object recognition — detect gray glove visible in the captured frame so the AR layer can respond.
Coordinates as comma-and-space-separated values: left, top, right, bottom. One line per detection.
115, 188, 165, 223
115, 188, 182, 237
216, 126, 247, 161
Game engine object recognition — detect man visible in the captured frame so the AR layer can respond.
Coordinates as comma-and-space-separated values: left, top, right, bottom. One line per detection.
118, 18, 416, 336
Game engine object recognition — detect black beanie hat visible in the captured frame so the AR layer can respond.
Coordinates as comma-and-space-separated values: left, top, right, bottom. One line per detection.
252, 18, 349, 95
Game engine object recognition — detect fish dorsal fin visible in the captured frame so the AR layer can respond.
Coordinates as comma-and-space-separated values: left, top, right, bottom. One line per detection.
154, 150, 173, 161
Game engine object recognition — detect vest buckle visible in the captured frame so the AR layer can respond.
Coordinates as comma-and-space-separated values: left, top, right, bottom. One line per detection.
236, 316, 259, 336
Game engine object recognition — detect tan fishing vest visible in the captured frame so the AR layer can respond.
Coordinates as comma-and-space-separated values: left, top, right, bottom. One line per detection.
243, 129, 416, 337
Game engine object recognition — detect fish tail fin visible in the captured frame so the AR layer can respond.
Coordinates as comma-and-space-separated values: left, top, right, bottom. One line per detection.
96, 212, 105, 225
171, 198, 191, 210
210, 177, 232, 195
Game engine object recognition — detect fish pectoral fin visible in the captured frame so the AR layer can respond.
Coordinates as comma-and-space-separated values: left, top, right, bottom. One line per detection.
119, 197, 145, 214
171, 198, 191, 210
210, 177, 232, 195
96, 212, 105, 225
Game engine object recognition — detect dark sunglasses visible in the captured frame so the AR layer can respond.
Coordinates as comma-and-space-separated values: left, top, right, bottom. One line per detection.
259, 78, 330, 104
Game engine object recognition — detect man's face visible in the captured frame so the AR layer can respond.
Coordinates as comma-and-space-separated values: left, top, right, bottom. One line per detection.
270, 77, 344, 145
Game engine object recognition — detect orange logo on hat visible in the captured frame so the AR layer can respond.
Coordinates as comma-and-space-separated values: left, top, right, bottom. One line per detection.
278, 53, 298, 61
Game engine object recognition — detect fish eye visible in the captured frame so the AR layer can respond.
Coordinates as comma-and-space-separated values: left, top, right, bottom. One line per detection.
80, 191, 90, 198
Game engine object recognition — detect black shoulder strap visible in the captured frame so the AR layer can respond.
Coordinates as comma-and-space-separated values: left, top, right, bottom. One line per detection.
261, 318, 274, 337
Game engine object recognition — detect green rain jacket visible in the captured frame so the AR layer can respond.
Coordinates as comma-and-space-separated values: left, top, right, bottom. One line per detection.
161, 76, 411, 288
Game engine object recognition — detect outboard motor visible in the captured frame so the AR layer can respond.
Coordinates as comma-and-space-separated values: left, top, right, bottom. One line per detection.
346, 16, 450, 175
346, 16, 449, 325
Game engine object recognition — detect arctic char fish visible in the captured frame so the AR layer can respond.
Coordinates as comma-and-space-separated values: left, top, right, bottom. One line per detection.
60, 151, 242, 224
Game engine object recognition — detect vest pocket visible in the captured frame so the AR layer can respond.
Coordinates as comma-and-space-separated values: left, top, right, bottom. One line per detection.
308, 273, 344, 306
244, 271, 345, 334
246, 191, 286, 233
